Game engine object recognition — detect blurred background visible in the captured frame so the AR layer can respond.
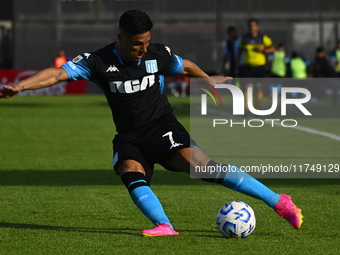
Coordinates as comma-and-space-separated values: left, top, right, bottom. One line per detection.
0, 0, 340, 95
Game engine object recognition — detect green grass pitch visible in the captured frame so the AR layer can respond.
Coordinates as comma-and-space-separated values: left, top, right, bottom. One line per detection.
0, 95, 339, 254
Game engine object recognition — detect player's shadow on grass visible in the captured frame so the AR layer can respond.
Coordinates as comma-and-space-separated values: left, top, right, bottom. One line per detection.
0, 169, 339, 186
182, 229, 226, 238
0, 222, 140, 236
0, 169, 186, 186
0, 222, 224, 238
192, 234, 225, 239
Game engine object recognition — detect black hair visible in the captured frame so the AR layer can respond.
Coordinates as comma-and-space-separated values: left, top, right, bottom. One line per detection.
248, 18, 259, 26
278, 43, 285, 48
316, 46, 324, 53
291, 51, 298, 58
119, 10, 153, 35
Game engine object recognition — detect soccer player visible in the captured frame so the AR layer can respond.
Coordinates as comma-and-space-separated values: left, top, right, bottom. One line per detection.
0, 10, 303, 237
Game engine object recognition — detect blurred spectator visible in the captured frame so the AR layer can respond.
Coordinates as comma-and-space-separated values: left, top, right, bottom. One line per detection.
167, 74, 189, 97
181, 76, 190, 97
311, 46, 337, 78
221, 26, 242, 77
52, 47, 72, 68
267, 43, 288, 99
288, 51, 308, 99
235, 18, 274, 78
269, 43, 288, 78
310, 47, 339, 105
290, 51, 307, 79
331, 40, 340, 77
235, 19, 274, 114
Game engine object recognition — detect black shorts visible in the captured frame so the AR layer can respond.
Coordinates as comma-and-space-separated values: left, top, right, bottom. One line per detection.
240, 65, 266, 91
112, 113, 198, 181
240, 65, 266, 78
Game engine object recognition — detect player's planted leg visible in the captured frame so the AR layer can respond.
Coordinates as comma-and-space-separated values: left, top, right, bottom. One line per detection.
121, 172, 179, 236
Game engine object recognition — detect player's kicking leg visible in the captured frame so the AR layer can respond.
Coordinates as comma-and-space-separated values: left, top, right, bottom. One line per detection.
165, 147, 303, 229
118, 160, 179, 237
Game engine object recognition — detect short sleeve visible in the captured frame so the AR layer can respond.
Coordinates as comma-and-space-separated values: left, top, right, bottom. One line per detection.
161, 45, 183, 74
263, 35, 273, 48
165, 54, 184, 74
61, 54, 93, 81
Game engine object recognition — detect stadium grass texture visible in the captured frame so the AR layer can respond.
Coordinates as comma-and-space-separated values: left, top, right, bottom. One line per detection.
0, 95, 339, 255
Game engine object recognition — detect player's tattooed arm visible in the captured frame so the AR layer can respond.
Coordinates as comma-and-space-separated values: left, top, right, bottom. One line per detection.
0, 68, 69, 99
180, 59, 232, 85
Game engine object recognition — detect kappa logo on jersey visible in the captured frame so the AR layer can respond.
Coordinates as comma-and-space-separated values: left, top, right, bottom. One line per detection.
162, 131, 183, 149
106, 65, 119, 72
109, 74, 155, 94
145, 60, 158, 74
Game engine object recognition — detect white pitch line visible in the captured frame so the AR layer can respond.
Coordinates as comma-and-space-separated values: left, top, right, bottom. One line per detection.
285, 125, 340, 142
194, 106, 340, 142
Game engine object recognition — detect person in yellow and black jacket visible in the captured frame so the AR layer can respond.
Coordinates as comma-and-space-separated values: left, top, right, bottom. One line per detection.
235, 18, 274, 79
235, 18, 274, 114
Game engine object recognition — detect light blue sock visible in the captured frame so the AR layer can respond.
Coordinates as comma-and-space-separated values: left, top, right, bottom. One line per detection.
130, 186, 173, 229
220, 165, 280, 208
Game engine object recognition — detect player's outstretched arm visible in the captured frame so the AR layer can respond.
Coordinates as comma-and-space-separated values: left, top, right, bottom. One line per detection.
180, 59, 232, 84
0, 67, 69, 99
179, 59, 210, 79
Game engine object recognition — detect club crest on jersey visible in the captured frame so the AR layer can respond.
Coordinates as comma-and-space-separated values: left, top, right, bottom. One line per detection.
145, 60, 158, 73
